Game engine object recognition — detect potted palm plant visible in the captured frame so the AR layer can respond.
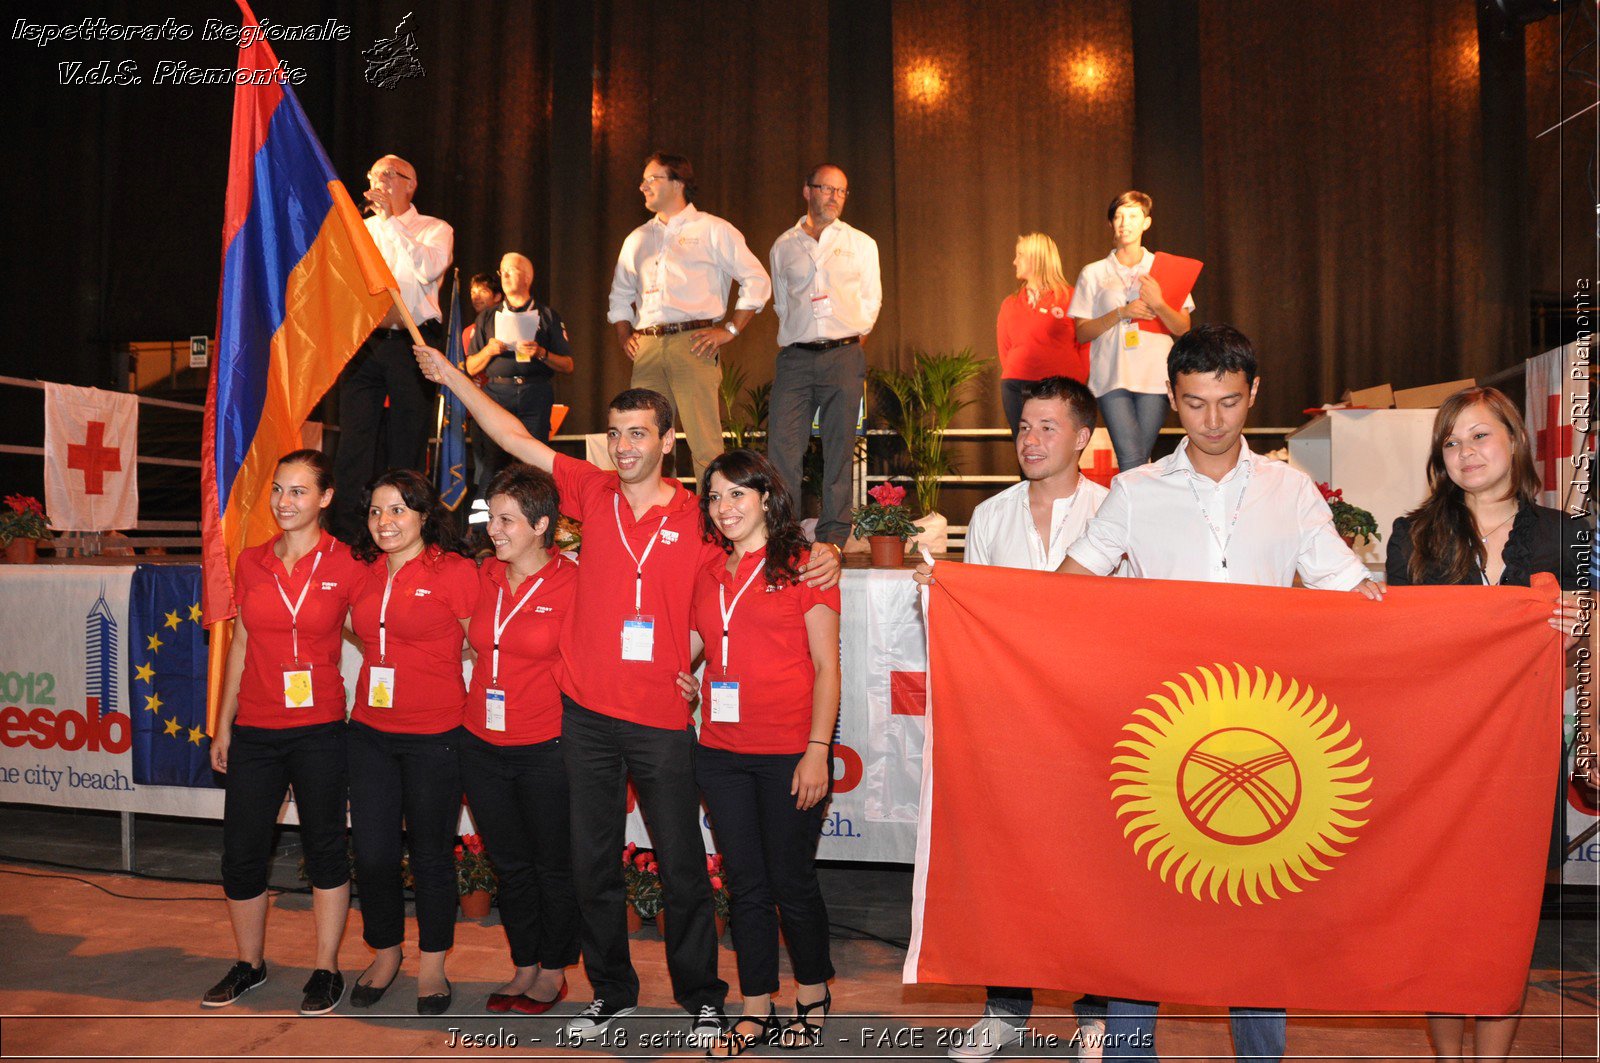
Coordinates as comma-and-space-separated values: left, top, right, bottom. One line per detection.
871, 349, 989, 553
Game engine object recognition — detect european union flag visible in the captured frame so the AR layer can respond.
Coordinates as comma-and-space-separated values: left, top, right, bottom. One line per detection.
130, 565, 218, 788
436, 269, 469, 511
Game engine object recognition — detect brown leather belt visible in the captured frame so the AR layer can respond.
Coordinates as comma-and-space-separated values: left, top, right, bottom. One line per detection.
635, 318, 714, 337
792, 336, 861, 351
487, 375, 541, 385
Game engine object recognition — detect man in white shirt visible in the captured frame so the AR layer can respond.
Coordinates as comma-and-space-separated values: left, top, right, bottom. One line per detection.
942, 375, 1109, 1062
768, 164, 882, 544
332, 153, 453, 541
607, 152, 772, 477
1059, 323, 1381, 1063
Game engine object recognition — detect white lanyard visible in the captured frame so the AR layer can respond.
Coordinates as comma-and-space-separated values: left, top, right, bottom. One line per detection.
491, 573, 546, 684
377, 568, 399, 663
613, 495, 669, 613
1186, 458, 1253, 570
717, 560, 767, 671
272, 551, 323, 662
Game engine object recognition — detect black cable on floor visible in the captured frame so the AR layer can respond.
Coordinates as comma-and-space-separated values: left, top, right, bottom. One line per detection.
0, 853, 312, 899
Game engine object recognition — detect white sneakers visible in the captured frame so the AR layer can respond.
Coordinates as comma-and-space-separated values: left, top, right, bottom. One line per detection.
947, 1015, 1024, 1061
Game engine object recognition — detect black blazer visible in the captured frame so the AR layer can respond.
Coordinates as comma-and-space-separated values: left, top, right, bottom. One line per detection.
1386, 502, 1592, 590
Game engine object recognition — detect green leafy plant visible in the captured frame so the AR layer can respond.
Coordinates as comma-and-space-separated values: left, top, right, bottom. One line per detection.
719, 363, 772, 451
1317, 482, 1381, 543
870, 349, 989, 515
456, 833, 498, 896
851, 482, 924, 541
1, 495, 50, 546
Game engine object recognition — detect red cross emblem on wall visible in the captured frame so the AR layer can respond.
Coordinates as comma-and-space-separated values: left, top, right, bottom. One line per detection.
1535, 394, 1572, 494
67, 421, 122, 495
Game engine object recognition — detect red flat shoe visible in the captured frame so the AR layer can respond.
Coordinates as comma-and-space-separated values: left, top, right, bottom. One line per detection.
509, 980, 568, 1015
486, 992, 520, 1013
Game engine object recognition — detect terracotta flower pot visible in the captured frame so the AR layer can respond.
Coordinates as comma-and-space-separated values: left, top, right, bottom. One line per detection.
868, 535, 905, 568
626, 907, 643, 934
4, 539, 38, 565
459, 889, 492, 918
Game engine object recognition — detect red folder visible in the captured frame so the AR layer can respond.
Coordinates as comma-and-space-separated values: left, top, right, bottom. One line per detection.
1136, 252, 1203, 335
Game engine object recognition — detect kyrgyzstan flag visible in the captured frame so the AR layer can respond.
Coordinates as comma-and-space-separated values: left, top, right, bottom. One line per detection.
905, 563, 1564, 1015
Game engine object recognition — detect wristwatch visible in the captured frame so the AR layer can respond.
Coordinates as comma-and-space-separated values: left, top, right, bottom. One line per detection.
722, 321, 739, 337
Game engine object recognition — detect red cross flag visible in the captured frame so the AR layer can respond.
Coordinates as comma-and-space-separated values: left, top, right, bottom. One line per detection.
1524, 341, 1587, 510
1078, 426, 1120, 488
44, 383, 139, 531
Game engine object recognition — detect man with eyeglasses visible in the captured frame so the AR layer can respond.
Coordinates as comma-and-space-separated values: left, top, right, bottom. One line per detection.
331, 154, 453, 542
767, 164, 881, 546
607, 152, 771, 477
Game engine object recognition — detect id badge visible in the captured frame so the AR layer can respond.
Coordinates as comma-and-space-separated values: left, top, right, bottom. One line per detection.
642, 287, 662, 312
367, 665, 396, 709
485, 688, 507, 732
810, 292, 834, 319
514, 345, 533, 363
709, 679, 741, 723
1122, 320, 1141, 348
283, 664, 314, 709
621, 615, 655, 662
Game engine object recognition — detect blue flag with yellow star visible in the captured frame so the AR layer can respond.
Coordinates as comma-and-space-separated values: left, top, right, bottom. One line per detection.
130, 565, 218, 788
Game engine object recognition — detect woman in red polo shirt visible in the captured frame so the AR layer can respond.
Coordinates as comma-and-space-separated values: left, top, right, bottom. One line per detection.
205, 450, 367, 1016
345, 469, 478, 1015
674, 449, 841, 1058
996, 232, 1085, 435
459, 464, 580, 1015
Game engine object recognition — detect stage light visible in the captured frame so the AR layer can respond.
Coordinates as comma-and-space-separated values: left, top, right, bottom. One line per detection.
1058, 47, 1112, 101
591, 80, 605, 133
903, 59, 948, 106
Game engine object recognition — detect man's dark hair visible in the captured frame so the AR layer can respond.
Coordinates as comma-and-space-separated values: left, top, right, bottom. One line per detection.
484, 463, 560, 548
1019, 376, 1098, 433
470, 271, 502, 297
1167, 324, 1258, 387
609, 387, 675, 436
804, 162, 846, 186
645, 151, 697, 203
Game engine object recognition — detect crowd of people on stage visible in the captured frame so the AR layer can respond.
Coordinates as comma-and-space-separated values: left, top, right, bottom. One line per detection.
196, 148, 1593, 1063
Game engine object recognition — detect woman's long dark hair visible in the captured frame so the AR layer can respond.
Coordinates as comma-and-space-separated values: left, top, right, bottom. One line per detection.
699, 449, 807, 585
1405, 386, 1540, 584
351, 468, 469, 562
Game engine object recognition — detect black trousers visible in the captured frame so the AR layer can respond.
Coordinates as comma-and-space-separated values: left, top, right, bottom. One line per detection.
347, 721, 462, 953
459, 729, 580, 970
332, 319, 444, 542
473, 377, 554, 500
695, 744, 834, 996
562, 697, 727, 1012
221, 721, 349, 900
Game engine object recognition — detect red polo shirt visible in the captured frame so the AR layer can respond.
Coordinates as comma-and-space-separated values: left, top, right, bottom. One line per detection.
996, 287, 1089, 382
692, 546, 840, 755
551, 453, 718, 730
465, 554, 577, 745
233, 531, 369, 729
349, 545, 478, 734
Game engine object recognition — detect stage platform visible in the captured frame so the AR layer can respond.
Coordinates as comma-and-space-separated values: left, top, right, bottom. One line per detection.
0, 806, 1594, 1061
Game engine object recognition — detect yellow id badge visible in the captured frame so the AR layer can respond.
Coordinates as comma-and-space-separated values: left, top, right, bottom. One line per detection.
368, 666, 396, 709
1123, 323, 1141, 348
283, 666, 314, 709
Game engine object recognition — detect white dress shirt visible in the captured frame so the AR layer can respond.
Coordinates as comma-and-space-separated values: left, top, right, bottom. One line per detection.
1067, 248, 1195, 397
365, 205, 453, 325
1066, 438, 1369, 589
769, 217, 883, 346
606, 204, 772, 328
966, 476, 1109, 572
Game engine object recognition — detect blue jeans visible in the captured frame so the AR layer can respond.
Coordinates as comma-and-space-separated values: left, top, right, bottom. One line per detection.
1104, 999, 1284, 1062
1098, 388, 1168, 470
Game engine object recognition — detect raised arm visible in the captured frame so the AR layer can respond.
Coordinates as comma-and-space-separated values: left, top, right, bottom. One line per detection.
414, 345, 555, 471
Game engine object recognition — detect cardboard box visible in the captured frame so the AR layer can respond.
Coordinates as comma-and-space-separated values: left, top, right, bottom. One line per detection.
1340, 383, 1394, 409
1393, 378, 1475, 409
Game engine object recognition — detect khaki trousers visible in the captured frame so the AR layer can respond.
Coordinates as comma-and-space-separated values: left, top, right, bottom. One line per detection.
630, 331, 724, 476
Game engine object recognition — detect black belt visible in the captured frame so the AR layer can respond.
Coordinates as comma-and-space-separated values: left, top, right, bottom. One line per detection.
487, 374, 548, 385
635, 318, 714, 336
792, 336, 861, 352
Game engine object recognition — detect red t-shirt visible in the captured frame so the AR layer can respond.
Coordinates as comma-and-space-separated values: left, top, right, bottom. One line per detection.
692, 546, 840, 755
464, 554, 577, 746
233, 531, 369, 729
551, 453, 719, 730
996, 287, 1089, 382
349, 545, 478, 734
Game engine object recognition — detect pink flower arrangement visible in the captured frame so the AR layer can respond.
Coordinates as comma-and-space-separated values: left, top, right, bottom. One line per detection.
867, 482, 906, 508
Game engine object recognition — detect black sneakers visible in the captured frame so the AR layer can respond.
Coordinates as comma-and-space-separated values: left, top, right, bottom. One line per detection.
564, 998, 640, 1041
299, 968, 345, 1016
201, 961, 266, 1007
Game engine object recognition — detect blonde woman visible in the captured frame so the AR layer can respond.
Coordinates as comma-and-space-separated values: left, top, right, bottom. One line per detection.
996, 233, 1085, 434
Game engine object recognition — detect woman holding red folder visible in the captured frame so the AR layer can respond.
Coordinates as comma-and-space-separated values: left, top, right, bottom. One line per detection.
1067, 190, 1195, 470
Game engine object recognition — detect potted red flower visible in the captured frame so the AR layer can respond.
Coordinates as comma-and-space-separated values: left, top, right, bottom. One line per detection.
1, 495, 51, 564
455, 833, 497, 918
1316, 482, 1380, 547
851, 482, 924, 568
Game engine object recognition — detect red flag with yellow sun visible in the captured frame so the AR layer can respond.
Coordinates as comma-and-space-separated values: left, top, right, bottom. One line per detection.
905, 563, 1564, 1015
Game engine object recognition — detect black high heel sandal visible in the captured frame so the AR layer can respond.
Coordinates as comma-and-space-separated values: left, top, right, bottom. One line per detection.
706, 1004, 779, 1059
777, 987, 831, 1050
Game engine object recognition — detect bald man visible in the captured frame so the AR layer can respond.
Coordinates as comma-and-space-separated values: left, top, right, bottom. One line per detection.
331, 153, 454, 541
464, 252, 575, 498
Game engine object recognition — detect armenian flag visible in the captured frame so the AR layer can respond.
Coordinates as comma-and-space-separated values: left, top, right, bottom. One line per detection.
200, 1, 396, 729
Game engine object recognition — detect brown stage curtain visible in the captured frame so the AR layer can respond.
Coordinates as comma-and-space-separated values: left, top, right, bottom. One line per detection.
1526, 16, 1598, 317
1198, 0, 1504, 426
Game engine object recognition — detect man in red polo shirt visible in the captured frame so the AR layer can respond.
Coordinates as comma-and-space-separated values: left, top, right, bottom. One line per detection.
413, 344, 841, 1044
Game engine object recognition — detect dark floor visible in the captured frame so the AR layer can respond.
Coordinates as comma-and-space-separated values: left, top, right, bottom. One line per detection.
0, 804, 1595, 1061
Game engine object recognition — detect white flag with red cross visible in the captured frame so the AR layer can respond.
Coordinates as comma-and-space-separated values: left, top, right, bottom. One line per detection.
1078, 426, 1119, 487
44, 384, 139, 531
1524, 342, 1589, 511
